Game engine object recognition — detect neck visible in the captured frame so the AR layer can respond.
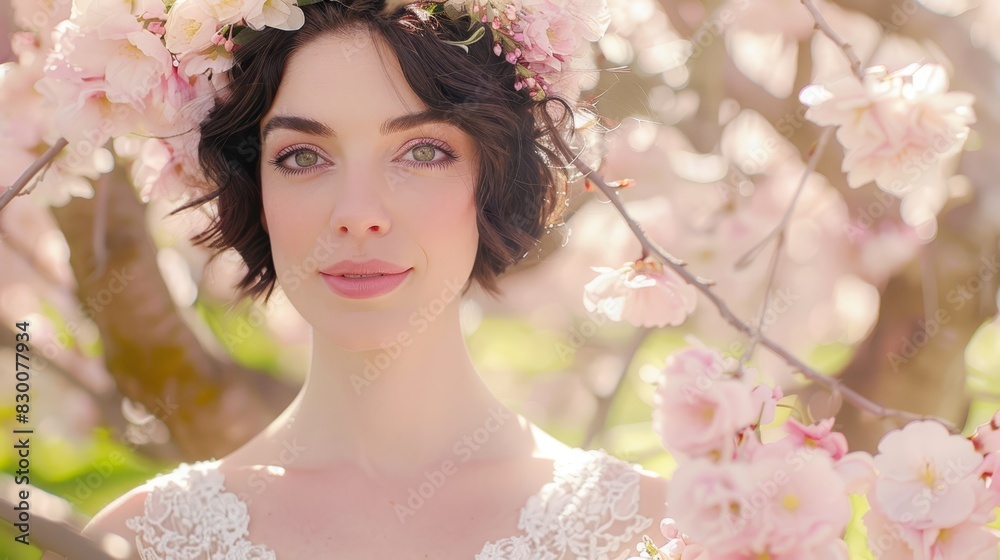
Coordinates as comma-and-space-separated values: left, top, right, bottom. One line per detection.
260, 302, 530, 479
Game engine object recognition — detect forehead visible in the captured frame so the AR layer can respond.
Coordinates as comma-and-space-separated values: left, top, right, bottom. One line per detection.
263, 29, 427, 129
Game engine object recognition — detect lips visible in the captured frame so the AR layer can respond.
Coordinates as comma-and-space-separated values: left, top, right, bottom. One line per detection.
319, 259, 413, 299
320, 258, 410, 277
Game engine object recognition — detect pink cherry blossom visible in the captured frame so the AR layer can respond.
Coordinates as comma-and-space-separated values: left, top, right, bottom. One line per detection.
784, 417, 848, 460
873, 420, 984, 530
864, 500, 1000, 560
971, 411, 1000, 454
667, 444, 852, 558
800, 64, 975, 198
745, 444, 852, 556
666, 459, 758, 553
834, 451, 877, 495
583, 259, 697, 328
652, 347, 757, 459
750, 384, 782, 426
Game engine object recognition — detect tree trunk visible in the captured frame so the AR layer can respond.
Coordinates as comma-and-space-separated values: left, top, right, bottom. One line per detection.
50, 165, 297, 461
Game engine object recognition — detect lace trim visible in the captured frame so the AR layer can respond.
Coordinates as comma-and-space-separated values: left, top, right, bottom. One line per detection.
475, 448, 654, 560
123, 449, 652, 560
124, 460, 277, 560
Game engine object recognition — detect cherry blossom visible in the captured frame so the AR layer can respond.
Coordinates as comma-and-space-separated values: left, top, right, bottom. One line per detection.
582, 258, 697, 328
652, 347, 757, 460
783, 417, 848, 460
666, 443, 852, 558
971, 411, 1000, 454
800, 63, 975, 199
871, 420, 984, 530
244, 0, 307, 31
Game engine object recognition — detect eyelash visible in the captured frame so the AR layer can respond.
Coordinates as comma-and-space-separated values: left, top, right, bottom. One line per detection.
266, 139, 460, 177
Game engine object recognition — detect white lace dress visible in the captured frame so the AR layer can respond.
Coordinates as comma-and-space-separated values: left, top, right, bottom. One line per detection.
123, 448, 655, 560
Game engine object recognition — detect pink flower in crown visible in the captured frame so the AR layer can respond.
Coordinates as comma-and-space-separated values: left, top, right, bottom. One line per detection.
517, 0, 609, 72
35, 68, 141, 147
583, 259, 697, 328
518, 3, 579, 63
445, 0, 609, 98
72, 0, 144, 40
45, 6, 173, 109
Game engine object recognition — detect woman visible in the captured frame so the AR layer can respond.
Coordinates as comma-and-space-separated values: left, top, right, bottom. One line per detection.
46, 0, 669, 558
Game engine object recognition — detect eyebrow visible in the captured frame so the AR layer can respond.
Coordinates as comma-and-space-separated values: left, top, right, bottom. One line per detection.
261, 115, 333, 142
380, 108, 452, 136
261, 109, 453, 143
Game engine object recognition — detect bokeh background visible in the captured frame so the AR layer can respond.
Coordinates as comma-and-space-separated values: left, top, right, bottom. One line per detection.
3, 0, 1000, 558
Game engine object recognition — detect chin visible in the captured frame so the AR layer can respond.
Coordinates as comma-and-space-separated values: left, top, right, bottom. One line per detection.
312, 313, 417, 352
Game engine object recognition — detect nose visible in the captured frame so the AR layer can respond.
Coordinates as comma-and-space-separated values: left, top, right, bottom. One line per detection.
329, 170, 391, 241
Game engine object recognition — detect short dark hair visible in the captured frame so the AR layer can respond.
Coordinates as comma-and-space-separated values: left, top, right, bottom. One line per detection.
174, 0, 580, 304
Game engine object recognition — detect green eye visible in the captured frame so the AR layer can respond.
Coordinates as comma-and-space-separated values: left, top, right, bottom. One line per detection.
412, 145, 436, 162
294, 151, 319, 167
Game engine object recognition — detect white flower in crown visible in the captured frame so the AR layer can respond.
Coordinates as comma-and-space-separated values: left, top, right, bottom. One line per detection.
441, 0, 611, 99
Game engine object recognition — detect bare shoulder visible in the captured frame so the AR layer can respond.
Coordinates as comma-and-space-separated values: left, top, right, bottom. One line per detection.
40, 483, 154, 560
47, 460, 226, 560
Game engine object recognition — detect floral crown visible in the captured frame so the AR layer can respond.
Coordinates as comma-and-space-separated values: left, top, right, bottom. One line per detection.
25, 0, 609, 202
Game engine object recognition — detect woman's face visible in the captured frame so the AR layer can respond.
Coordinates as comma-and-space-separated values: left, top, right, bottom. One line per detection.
259, 29, 480, 350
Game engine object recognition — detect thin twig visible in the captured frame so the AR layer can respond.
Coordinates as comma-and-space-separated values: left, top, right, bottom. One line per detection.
567, 153, 957, 432
738, 128, 834, 364
23, 158, 56, 196
582, 327, 650, 448
740, 235, 783, 367
735, 128, 834, 270
801, 0, 865, 81
0, 137, 69, 213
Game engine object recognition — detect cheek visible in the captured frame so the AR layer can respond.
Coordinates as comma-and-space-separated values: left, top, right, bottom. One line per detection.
261, 187, 332, 272
415, 183, 479, 268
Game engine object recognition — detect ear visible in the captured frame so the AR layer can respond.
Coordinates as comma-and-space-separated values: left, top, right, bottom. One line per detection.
260, 209, 269, 234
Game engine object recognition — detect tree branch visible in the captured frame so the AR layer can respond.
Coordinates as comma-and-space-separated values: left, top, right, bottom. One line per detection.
568, 150, 956, 431
801, 0, 865, 81
738, 127, 835, 364
0, 137, 68, 213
